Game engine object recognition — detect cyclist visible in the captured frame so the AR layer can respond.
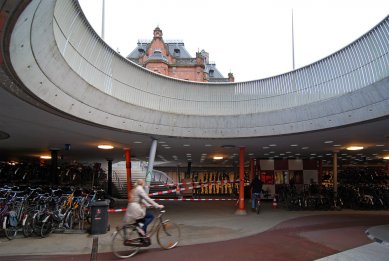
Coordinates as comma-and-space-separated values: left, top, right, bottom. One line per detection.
124, 179, 164, 240
250, 174, 263, 212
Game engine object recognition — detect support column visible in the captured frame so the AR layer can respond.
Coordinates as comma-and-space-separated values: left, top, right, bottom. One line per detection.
107, 159, 113, 196
333, 152, 338, 194
186, 161, 192, 179
318, 159, 323, 184
145, 139, 158, 194
249, 158, 254, 182
50, 149, 58, 185
235, 147, 247, 215
124, 149, 131, 201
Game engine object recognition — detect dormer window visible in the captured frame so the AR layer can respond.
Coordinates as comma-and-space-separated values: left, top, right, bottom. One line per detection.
153, 48, 162, 54
174, 48, 180, 56
138, 48, 145, 53
209, 69, 214, 77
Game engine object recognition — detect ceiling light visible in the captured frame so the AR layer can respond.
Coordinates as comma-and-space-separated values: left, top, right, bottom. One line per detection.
40, 155, 51, 159
376, 144, 384, 147
302, 147, 309, 149
290, 144, 298, 147
333, 144, 342, 147
98, 145, 114, 149
346, 146, 364, 151
133, 141, 142, 144
269, 144, 277, 147
324, 141, 334, 144
205, 144, 212, 147
183, 144, 190, 147
383, 156, 389, 160
213, 156, 223, 160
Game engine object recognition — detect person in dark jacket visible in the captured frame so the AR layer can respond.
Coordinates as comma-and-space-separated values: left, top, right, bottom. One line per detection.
250, 174, 263, 211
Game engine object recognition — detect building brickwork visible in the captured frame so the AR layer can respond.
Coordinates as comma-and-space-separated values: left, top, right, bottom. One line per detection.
127, 27, 234, 82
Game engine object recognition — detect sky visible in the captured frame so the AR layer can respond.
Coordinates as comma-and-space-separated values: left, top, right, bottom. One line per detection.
78, 0, 389, 82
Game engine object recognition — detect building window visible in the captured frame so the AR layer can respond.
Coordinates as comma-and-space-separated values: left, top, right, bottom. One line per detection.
209, 69, 214, 77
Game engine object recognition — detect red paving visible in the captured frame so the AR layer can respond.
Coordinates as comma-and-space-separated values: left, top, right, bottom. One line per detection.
2, 213, 388, 261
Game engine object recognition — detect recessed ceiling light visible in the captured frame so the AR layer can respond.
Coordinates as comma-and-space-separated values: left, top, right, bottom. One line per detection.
98, 145, 114, 149
213, 156, 223, 160
133, 141, 142, 144
376, 144, 384, 147
383, 156, 389, 160
290, 144, 298, 147
248, 153, 254, 156
262, 146, 269, 149
183, 144, 190, 147
333, 144, 342, 147
269, 144, 277, 147
158, 141, 166, 144
346, 146, 364, 151
324, 141, 334, 144
205, 144, 212, 147
164, 147, 171, 149
40, 155, 51, 159
302, 147, 309, 149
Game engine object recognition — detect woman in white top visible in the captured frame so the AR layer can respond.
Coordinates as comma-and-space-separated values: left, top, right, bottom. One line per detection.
124, 179, 164, 235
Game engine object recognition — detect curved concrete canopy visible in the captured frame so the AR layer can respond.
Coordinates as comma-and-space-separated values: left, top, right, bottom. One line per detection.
0, 0, 388, 165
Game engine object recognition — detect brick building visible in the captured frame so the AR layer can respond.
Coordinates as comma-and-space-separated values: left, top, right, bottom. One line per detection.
126, 27, 234, 82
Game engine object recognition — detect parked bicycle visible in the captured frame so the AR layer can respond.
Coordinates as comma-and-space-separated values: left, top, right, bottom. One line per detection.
111, 209, 180, 258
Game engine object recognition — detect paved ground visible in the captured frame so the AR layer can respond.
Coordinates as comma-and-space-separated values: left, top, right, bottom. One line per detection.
1, 201, 388, 260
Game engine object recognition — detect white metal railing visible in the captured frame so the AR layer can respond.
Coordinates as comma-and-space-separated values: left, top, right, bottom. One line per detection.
53, 1, 388, 117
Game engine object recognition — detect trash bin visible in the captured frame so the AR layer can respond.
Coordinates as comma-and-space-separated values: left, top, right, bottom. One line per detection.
90, 200, 109, 235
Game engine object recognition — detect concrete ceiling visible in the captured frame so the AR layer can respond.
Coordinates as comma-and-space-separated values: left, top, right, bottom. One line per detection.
1, 81, 388, 167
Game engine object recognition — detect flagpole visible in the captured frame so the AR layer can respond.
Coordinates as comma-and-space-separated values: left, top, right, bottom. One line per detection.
292, 9, 295, 70
101, 0, 105, 40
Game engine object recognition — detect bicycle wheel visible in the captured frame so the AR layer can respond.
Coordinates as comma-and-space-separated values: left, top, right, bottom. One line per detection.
4, 216, 18, 240
40, 219, 53, 238
157, 221, 180, 249
111, 226, 140, 258
22, 215, 34, 237
256, 200, 261, 214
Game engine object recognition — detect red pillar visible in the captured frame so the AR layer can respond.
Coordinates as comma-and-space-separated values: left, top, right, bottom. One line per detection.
124, 148, 132, 201
235, 147, 247, 215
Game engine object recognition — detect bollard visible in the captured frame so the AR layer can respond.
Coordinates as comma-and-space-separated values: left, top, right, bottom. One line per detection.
90, 235, 98, 261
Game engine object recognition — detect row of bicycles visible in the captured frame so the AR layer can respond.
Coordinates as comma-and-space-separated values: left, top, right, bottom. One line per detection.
278, 183, 389, 211
0, 185, 112, 240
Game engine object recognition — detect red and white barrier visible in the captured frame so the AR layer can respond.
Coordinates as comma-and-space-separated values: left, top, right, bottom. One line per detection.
145, 179, 242, 189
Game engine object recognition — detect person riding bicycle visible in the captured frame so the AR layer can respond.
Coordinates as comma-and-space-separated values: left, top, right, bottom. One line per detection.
124, 179, 164, 240
250, 174, 263, 211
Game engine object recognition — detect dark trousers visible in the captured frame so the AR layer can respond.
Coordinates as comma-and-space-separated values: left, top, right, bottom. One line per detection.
143, 209, 154, 233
